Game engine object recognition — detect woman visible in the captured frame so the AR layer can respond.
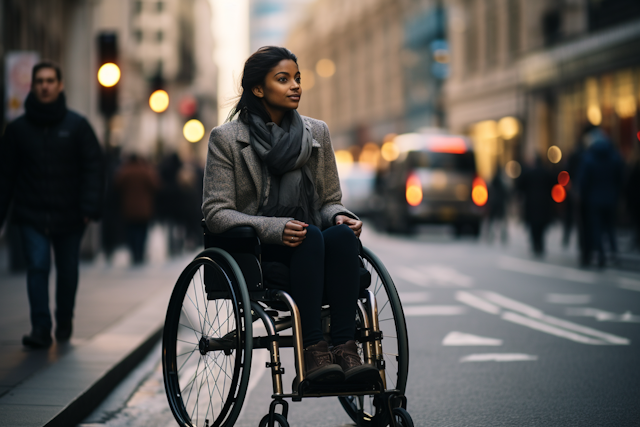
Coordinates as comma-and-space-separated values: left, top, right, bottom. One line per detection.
202, 46, 378, 385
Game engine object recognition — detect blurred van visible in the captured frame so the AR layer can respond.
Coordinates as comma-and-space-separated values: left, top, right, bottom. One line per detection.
375, 131, 485, 236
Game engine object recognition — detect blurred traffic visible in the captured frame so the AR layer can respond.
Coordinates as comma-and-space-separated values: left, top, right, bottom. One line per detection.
1, 0, 640, 271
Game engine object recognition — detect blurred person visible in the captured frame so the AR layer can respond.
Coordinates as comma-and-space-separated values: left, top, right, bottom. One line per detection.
202, 47, 378, 384
517, 157, 555, 256
156, 152, 184, 255
487, 169, 509, 243
115, 154, 160, 265
0, 62, 103, 348
626, 157, 640, 251
579, 128, 624, 267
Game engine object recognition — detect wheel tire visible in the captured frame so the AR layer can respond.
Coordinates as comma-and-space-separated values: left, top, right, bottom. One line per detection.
339, 247, 410, 426
162, 249, 253, 427
258, 413, 289, 427
392, 408, 414, 427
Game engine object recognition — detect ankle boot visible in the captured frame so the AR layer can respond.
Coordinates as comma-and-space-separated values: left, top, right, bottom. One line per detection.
303, 340, 344, 383
331, 340, 380, 384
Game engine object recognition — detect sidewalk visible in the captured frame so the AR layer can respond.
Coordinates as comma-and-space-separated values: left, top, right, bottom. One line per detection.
0, 242, 195, 427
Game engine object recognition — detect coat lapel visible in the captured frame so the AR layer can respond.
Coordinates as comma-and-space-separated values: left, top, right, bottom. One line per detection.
237, 121, 263, 195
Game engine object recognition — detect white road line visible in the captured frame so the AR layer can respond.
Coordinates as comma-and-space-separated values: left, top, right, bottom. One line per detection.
396, 266, 427, 287
442, 331, 503, 346
566, 307, 640, 323
455, 291, 501, 314
460, 353, 538, 362
546, 294, 591, 304
398, 292, 430, 303
403, 305, 467, 316
481, 291, 630, 345
501, 311, 607, 345
618, 277, 640, 292
497, 256, 598, 284
396, 265, 474, 288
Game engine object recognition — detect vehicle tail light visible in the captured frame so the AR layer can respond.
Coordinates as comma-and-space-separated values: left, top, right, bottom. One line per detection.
471, 176, 488, 206
406, 172, 423, 206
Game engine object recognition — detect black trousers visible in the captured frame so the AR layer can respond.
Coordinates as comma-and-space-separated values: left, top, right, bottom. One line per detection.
263, 224, 360, 348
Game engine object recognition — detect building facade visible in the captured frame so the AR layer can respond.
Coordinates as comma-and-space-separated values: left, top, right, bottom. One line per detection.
444, 0, 640, 179
286, 0, 445, 150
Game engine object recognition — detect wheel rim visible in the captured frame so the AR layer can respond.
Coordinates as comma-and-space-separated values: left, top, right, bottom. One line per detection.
339, 248, 409, 425
163, 256, 248, 427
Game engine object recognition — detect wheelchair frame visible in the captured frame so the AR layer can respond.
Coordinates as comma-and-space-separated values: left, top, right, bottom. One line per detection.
162, 225, 412, 427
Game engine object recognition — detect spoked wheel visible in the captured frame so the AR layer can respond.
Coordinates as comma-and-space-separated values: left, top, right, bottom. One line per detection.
162, 249, 253, 427
258, 413, 290, 427
392, 408, 414, 426
339, 247, 409, 426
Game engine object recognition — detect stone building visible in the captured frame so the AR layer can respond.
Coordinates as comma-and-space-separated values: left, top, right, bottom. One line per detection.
444, 0, 640, 179
286, 0, 445, 150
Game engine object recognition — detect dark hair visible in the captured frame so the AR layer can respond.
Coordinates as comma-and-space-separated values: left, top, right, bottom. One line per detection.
32, 61, 63, 83
227, 46, 298, 123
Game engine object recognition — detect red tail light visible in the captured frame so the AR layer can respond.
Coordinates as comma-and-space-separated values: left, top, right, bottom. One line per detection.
471, 176, 488, 206
406, 172, 423, 206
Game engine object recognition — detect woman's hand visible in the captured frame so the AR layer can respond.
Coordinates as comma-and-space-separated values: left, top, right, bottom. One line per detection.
283, 220, 308, 247
335, 215, 362, 238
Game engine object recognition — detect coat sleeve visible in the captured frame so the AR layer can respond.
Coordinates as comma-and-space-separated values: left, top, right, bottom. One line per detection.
78, 118, 104, 220
202, 126, 291, 245
317, 121, 359, 228
0, 124, 17, 228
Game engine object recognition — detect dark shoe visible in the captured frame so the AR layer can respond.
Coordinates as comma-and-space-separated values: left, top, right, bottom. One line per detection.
332, 340, 380, 384
55, 323, 72, 342
303, 341, 344, 383
22, 328, 52, 349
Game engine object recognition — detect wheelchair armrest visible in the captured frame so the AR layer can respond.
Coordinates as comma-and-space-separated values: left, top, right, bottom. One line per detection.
202, 220, 260, 255
201, 219, 257, 239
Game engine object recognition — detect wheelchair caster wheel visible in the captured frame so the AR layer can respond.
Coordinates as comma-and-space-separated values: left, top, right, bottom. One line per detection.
392, 407, 414, 427
259, 413, 289, 427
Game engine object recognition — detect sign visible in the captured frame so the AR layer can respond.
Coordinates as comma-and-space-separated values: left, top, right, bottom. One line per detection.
5, 51, 40, 122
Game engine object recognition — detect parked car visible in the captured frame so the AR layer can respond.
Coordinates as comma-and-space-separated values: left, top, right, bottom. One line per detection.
376, 131, 485, 236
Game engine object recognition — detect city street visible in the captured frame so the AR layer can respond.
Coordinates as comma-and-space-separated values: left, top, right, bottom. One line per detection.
79, 222, 640, 427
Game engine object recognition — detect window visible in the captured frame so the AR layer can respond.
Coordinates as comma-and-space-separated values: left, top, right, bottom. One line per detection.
508, 0, 520, 59
465, 0, 478, 75
157, 31, 163, 43
134, 1, 143, 14
135, 29, 143, 43
157, 1, 164, 13
485, 0, 498, 67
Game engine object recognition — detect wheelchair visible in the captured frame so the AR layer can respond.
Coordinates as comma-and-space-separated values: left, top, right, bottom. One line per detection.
162, 222, 412, 427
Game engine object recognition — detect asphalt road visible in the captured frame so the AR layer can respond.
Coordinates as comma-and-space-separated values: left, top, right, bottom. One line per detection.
79, 223, 640, 427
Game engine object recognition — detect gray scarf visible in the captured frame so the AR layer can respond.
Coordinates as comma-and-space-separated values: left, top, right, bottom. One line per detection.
249, 110, 321, 226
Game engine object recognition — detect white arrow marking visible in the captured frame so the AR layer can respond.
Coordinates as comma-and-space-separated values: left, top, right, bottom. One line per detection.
460, 353, 538, 362
502, 311, 607, 345
546, 294, 591, 304
404, 305, 467, 316
455, 291, 501, 314
442, 331, 503, 346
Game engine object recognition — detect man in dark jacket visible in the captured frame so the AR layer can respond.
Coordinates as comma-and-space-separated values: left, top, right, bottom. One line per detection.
579, 128, 624, 267
0, 62, 103, 348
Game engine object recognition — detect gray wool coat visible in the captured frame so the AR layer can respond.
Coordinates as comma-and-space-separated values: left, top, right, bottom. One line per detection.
202, 115, 357, 245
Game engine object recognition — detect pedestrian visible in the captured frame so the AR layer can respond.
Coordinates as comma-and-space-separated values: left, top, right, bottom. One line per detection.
516, 156, 555, 256
202, 46, 379, 385
579, 127, 624, 267
487, 168, 509, 243
114, 153, 160, 265
626, 157, 640, 251
565, 125, 592, 262
0, 62, 104, 348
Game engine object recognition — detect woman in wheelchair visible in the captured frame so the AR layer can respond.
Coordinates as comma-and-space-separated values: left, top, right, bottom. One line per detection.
201, 46, 379, 385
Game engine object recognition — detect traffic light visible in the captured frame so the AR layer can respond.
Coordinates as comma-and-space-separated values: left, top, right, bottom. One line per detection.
149, 72, 169, 113
97, 32, 119, 116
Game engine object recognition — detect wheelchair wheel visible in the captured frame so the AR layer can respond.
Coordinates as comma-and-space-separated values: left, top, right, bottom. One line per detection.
258, 413, 289, 427
339, 247, 409, 426
162, 249, 253, 427
392, 408, 414, 426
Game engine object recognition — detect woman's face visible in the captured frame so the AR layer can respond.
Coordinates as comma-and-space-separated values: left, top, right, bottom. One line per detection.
253, 59, 301, 115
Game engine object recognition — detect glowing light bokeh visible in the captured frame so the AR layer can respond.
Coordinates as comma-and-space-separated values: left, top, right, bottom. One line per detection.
558, 171, 570, 186
587, 105, 602, 126
498, 116, 520, 139
552, 184, 566, 203
149, 90, 169, 113
505, 160, 521, 179
547, 146, 562, 164
471, 177, 488, 206
358, 142, 380, 171
316, 59, 336, 78
183, 119, 205, 143
381, 141, 399, 162
406, 174, 423, 206
97, 63, 120, 87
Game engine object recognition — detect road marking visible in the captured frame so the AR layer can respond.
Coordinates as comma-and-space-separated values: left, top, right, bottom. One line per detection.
397, 292, 430, 303
403, 305, 467, 316
460, 353, 538, 362
546, 294, 591, 304
566, 308, 640, 323
442, 331, 503, 346
455, 290, 631, 345
455, 291, 501, 314
618, 277, 640, 292
501, 311, 607, 345
396, 265, 474, 288
497, 256, 597, 284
